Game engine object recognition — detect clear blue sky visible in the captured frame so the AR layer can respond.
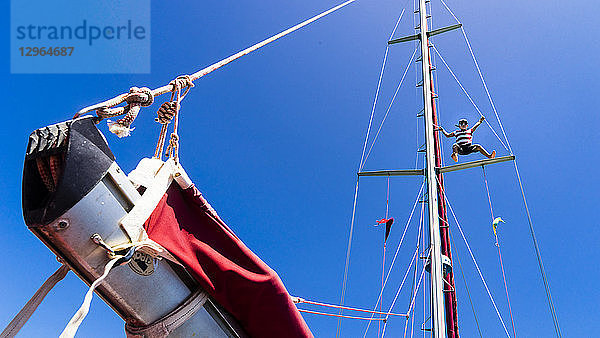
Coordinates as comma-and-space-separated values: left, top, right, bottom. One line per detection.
1, 1, 598, 337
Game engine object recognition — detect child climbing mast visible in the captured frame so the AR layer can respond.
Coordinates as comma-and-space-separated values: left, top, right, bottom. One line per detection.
435, 116, 496, 162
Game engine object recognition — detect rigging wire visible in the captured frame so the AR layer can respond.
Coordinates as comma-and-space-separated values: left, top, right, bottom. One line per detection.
363, 47, 419, 167
429, 45, 509, 152
482, 167, 517, 338
408, 195, 424, 338
438, 0, 512, 154
295, 298, 407, 317
362, 181, 425, 336
436, 176, 511, 337
381, 205, 425, 338
372, 248, 418, 338
405, 248, 430, 322
299, 309, 389, 321
448, 225, 483, 338
379, 175, 392, 337
337, 5, 409, 336
437, 2, 560, 335
359, 4, 409, 171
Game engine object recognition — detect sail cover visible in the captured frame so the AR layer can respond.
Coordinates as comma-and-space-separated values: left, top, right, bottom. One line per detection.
144, 183, 313, 338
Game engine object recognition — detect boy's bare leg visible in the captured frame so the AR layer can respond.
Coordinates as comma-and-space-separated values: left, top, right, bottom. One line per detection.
451, 145, 459, 162
474, 144, 496, 159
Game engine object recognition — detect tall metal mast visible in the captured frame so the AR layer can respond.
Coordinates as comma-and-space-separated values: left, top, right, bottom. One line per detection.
417, 0, 446, 336
380, 3, 516, 335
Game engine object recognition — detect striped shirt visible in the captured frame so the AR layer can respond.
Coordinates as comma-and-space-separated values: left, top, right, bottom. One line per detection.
455, 128, 473, 145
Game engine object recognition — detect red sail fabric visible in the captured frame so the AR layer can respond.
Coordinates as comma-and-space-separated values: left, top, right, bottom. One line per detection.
144, 184, 313, 338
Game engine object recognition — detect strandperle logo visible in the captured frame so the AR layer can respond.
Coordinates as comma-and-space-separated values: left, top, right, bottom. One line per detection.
15, 20, 147, 46
11, 0, 150, 74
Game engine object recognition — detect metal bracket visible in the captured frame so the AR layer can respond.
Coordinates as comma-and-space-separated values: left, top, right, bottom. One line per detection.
427, 24, 462, 38
437, 155, 515, 174
358, 169, 424, 177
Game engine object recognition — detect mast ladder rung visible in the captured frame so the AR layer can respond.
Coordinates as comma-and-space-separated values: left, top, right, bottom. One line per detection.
416, 81, 424, 87
415, 56, 422, 63
414, 9, 420, 14
416, 108, 424, 117
443, 278, 456, 291
439, 225, 449, 228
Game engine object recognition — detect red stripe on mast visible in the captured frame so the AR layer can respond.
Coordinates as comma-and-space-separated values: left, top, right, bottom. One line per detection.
428, 54, 459, 338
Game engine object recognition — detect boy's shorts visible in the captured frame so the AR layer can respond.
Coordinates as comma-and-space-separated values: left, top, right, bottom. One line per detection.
453, 143, 477, 155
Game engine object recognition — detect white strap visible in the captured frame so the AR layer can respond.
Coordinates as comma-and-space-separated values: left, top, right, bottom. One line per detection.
125, 290, 208, 338
120, 159, 176, 242
0, 265, 69, 338
59, 257, 120, 338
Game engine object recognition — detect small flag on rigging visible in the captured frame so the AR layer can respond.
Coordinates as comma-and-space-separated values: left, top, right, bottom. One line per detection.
376, 218, 394, 242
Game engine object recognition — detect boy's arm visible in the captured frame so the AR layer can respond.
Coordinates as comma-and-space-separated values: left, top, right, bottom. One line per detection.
435, 126, 454, 137
471, 116, 485, 132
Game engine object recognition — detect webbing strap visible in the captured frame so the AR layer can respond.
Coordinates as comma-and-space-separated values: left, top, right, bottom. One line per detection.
125, 290, 208, 338
60, 258, 121, 338
0, 265, 69, 338
120, 159, 175, 242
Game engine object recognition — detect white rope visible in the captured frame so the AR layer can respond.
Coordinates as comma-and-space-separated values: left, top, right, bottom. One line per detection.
76, 0, 359, 117
59, 257, 121, 338
430, 45, 509, 152
437, 178, 511, 338
361, 181, 424, 336
363, 47, 419, 166
1, 265, 69, 338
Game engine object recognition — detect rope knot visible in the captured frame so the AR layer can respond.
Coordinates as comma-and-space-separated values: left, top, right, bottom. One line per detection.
169, 75, 194, 92
155, 101, 177, 125
125, 87, 154, 107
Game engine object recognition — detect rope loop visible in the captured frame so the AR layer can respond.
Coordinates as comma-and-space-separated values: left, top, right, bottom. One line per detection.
102, 87, 155, 138
126, 87, 154, 107
165, 133, 180, 163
